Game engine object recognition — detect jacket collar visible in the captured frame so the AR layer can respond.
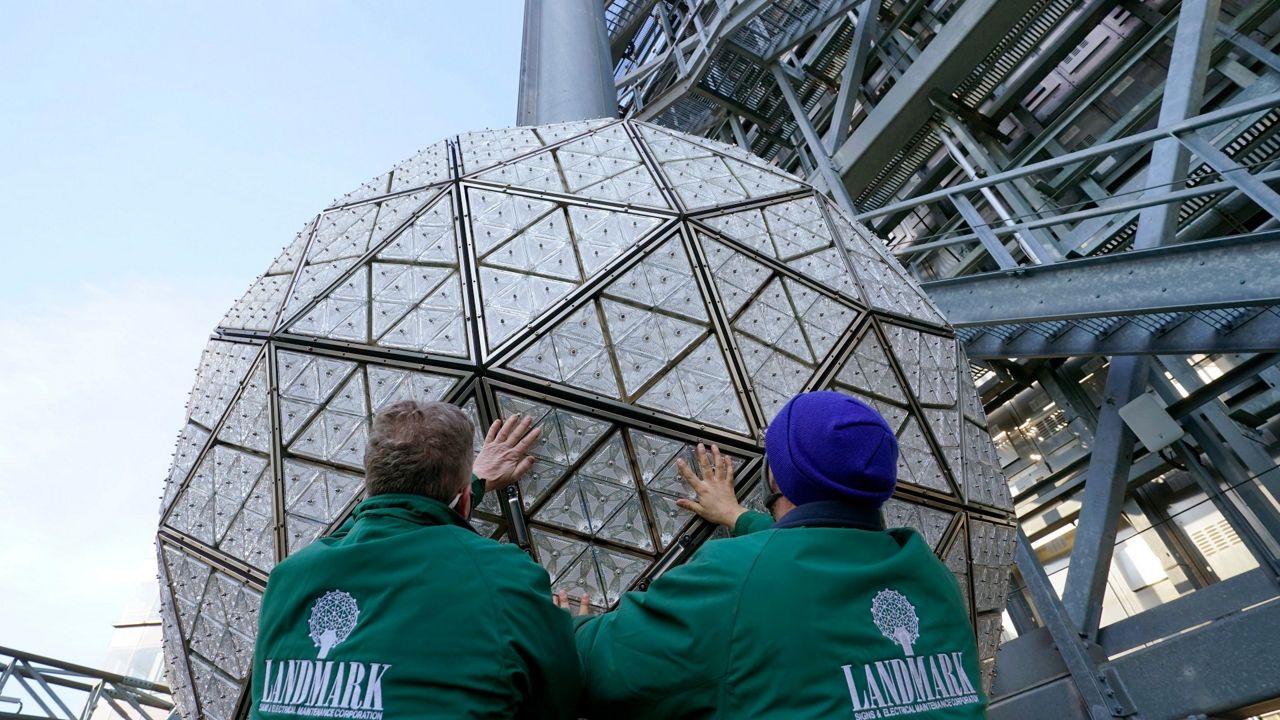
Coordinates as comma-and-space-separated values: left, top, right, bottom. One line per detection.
772, 499, 885, 532
349, 493, 477, 533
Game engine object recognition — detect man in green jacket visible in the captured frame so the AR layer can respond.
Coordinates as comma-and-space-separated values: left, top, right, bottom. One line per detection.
572, 391, 985, 719
250, 400, 582, 720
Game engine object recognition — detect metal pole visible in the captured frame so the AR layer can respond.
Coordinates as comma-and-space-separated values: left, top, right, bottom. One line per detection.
517, 0, 617, 125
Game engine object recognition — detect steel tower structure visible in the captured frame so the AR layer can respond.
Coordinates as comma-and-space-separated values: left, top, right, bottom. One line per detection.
600, 0, 1280, 717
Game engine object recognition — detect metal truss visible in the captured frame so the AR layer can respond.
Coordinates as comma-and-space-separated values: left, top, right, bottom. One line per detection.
0, 647, 173, 720
608, 0, 1280, 717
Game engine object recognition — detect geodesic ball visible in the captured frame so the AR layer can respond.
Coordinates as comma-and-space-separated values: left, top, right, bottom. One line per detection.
155, 119, 1016, 719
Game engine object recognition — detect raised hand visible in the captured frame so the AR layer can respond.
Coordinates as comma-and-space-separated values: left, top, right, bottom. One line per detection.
472, 415, 542, 492
675, 443, 747, 530
553, 590, 593, 617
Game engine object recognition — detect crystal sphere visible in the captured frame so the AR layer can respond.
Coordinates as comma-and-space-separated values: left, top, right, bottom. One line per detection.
156, 119, 1016, 719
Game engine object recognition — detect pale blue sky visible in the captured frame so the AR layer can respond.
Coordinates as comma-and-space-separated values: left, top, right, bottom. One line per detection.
0, 1, 523, 667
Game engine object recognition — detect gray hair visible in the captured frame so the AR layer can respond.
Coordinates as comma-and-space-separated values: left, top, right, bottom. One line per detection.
364, 400, 474, 501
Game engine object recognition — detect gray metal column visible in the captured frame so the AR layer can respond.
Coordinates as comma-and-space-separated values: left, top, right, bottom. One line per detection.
517, 0, 617, 124
1060, 358, 1150, 637
1058, 0, 1223, 639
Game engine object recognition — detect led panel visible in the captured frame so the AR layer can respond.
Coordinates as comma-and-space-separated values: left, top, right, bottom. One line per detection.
156, 119, 1016, 717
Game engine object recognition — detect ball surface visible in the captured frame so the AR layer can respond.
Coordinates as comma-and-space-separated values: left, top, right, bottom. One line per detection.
156, 119, 1015, 718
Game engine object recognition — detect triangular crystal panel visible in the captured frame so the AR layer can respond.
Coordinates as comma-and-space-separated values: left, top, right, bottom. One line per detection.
376, 193, 457, 264
289, 371, 368, 469
897, 415, 953, 494
699, 234, 773, 317
831, 329, 908, 404
467, 188, 558, 255
568, 206, 664, 277
483, 209, 580, 281
287, 264, 369, 342
885, 324, 959, 409
458, 127, 544, 175
594, 546, 650, 604
596, 497, 654, 552
366, 365, 458, 413
389, 141, 450, 193
603, 235, 708, 322
215, 361, 271, 454
881, 499, 955, 550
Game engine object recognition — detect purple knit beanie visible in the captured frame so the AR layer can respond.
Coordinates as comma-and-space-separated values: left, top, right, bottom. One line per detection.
764, 391, 898, 507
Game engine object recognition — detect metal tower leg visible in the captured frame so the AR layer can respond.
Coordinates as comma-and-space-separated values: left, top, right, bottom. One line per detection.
517, 0, 617, 124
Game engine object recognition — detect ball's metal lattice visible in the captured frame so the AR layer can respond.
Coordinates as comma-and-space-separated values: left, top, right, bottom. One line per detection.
155, 119, 1016, 719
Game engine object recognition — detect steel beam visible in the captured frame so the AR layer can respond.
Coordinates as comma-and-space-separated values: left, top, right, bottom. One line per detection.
1061, 358, 1150, 638
826, 0, 878, 152
1175, 131, 1280, 219
960, 308, 1280, 360
852, 90, 1280, 221
1106, 598, 1280, 720
948, 193, 1018, 269
517, 0, 617, 124
923, 232, 1280, 326
829, 0, 1041, 198
1013, 532, 1122, 719
770, 63, 859, 215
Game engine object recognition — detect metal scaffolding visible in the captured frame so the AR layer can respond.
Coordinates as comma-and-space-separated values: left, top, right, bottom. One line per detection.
0, 647, 174, 720
605, 0, 1280, 716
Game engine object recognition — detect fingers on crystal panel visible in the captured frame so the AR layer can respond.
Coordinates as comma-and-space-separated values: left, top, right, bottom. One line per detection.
533, 530, 648, 610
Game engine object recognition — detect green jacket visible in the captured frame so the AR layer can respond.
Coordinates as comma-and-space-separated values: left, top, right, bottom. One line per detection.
574, 503, 985, 719
249, 483, 581, 720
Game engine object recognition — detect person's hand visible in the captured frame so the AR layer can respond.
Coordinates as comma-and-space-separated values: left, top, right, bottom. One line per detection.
553, 590, 593, 617
675, 443, 747, 530
472, 415, 542, 492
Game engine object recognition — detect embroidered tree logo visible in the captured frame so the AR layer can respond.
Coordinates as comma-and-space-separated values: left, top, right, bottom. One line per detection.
308, 590, 360, 659
872, 588, 920, 656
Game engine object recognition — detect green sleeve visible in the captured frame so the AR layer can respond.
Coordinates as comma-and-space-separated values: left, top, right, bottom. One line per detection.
733, 510, 774, 536
470, 473, 485, 508
500, 550, 583, 720
572, 539, 758, 717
